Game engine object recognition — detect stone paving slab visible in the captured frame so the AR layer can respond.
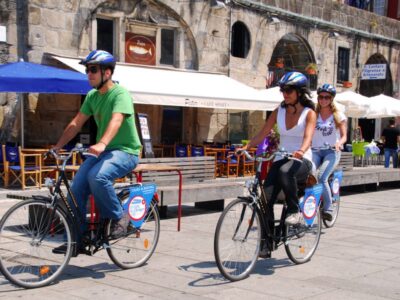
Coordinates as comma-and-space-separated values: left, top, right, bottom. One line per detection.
0, 188, 400, 299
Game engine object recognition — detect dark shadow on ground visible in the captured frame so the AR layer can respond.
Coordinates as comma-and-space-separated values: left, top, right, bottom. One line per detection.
178, 256, 292, 287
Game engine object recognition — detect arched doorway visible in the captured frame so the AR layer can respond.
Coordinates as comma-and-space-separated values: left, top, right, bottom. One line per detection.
359, 53, 393, 141
267, 33, 317, 90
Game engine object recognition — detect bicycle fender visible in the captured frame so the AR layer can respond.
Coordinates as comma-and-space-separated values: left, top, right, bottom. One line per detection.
299, 184, 323, 226
122, 183, 157, 228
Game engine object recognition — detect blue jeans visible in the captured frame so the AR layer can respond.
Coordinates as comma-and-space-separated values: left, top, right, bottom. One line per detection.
384, 148, 398, 168
312, 149, 341, 212
68, 150, 139, 240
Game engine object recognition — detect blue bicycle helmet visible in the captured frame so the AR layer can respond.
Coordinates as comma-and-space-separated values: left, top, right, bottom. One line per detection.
80, 50, 116, 90
79, 50, 116, 69
317, 83, 336, 97
278, 72, 308, 88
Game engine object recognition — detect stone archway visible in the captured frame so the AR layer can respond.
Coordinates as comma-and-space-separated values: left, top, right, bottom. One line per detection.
359, 53, 393, 97
267, 33, 317, 89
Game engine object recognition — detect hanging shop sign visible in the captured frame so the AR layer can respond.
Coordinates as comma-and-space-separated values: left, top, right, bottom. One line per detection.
125, 33, 156, 65
361, 64, 387, 80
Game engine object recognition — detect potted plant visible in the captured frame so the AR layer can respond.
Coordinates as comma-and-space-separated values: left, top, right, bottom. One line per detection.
343, 81, 352, 88
305, 63, 318, 75
275, 58, 284, 68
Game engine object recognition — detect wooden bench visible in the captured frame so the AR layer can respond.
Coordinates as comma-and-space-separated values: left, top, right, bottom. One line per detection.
337, 152, 353, 171
129, 156, 244, 211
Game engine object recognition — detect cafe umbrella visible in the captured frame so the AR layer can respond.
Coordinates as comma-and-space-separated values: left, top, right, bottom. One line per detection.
0, 60, 91, 146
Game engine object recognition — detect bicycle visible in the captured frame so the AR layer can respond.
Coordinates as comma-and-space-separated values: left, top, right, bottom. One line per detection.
0, 146, 160, 288
311, 144, 343, 228
214, 150, 323, 281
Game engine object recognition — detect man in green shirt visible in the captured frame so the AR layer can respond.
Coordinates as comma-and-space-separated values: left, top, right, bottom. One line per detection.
53, 50, 141, 252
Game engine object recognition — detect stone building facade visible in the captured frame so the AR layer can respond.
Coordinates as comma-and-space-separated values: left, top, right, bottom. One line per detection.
0, 0, 399, 146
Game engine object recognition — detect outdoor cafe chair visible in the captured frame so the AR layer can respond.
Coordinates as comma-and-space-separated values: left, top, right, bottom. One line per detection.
239, 149, 255, 176
217, 151, 239, 177
174, 144, 189, 157
191, 145, 205, 157
352, 141, 369, 167
2, 145, 42, 189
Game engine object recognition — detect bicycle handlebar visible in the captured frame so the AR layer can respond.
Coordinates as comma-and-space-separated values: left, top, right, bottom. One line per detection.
237, 149, 302, 163
44, 144, 98, 168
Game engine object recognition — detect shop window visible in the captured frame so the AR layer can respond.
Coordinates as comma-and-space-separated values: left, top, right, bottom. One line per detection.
231, 21, 250, 58
96, 18, 114, 55
229, 112, 249, 144
337, 47, 350, 83
268, 33, 316, 89
161, 107, 182, 144
373, 0, 387, 16
160, 28, 175, 65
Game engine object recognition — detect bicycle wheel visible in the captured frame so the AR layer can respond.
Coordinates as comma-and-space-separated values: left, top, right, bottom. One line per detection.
106, 197, 160, 269
0, 199, 73, 288
284, 209, 321, 264
214, 198, 261, 281
323, 198, 340, 228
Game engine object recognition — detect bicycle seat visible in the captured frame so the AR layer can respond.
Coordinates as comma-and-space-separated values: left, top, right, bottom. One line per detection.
305, 174, 317, 187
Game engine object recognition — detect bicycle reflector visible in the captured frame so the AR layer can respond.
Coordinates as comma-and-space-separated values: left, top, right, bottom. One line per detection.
39, 265, 51, 276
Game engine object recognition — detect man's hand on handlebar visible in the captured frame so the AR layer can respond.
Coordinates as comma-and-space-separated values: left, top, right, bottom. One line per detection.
89, 142, 106, 157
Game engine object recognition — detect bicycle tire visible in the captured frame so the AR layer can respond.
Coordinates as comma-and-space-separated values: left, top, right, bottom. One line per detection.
284, 209, 321, 264
106, 197, 160, 269
214, 198, 261, 281
323, 198, 340, 228
0, 199, 73, 288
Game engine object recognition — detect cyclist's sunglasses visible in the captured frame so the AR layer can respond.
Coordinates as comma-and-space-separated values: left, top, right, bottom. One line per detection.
280, 86, 295, 94
85, 66, 100, 74
317, 95, 332, 101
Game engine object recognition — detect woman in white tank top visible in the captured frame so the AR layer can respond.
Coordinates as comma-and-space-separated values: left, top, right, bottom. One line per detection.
312, 84, 347, 221
241, 72, 316, 257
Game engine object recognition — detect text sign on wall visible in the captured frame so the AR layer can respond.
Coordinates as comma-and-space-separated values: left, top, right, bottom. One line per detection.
125, 33, 156, 65
361, 64, 387, 80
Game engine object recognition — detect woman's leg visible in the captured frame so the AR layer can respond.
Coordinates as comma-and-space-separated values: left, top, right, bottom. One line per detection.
263, 160, 284, 252
278, 158, 311, 215
312, 150, 322, 174
317, 150, 341, 212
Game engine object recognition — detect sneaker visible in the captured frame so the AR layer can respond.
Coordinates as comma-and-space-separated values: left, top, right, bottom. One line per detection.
52, 243, 85, 256
110, 216, 130, 239
52, 243, 68, 254
259, 245, 271, 259
322, 210, 333, 222
285, 212, 302, 225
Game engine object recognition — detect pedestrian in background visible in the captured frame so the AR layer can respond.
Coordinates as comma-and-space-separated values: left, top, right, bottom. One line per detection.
381, 119, 400, 168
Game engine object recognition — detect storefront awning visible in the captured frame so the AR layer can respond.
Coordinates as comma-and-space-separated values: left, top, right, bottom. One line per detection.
52, 55, 278, 111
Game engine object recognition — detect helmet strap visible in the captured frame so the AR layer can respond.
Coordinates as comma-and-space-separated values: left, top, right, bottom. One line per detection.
94, 68, 109, 90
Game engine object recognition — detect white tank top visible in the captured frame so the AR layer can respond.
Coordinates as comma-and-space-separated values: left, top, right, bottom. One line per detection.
312, 111, 347, 147
277, 105, 312, 161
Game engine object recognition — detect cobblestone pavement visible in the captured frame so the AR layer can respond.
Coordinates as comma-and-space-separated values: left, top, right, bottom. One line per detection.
0, 188, 399, 299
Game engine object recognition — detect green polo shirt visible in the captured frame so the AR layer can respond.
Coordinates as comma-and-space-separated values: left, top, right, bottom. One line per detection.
80, 84, 141, 155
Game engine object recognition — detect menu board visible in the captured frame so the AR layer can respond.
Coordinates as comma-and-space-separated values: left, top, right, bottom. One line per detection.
136, 113, 154, 158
